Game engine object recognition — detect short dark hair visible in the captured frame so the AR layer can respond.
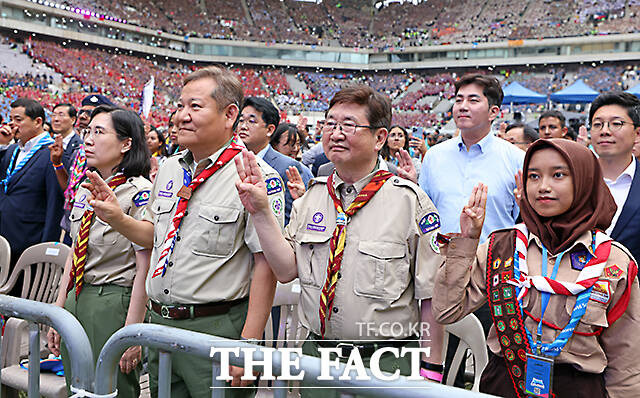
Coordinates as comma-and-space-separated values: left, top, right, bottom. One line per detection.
242, 97, 280, 128
53, 103, 77, 119
183, 66, 244, 111
454, 74, 503, 108
539, 110, 566, 127
90, 105, 151, 179
589, 91, 640, 126
10, 98, 45, 124
271, 123, 300, 148
506, 122, 539, 144
328, 84, 392, 130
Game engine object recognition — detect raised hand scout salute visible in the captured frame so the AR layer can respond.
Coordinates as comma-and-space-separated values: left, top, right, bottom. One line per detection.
83, 66, 284, 398
235, 84, 445, 395
433, 139, 640, 398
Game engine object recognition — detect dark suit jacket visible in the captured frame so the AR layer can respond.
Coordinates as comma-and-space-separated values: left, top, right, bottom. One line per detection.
62, 133, 83, 171
262, 146, 312, 225
611, 158, 640, 263
0, 144, 64, 261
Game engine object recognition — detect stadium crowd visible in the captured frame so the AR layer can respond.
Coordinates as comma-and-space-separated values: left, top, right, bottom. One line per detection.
31, 0, 640, 49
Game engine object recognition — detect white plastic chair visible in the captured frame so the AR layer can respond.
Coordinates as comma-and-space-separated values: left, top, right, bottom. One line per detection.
0, 234, 11, 288
443, 313, 489, 391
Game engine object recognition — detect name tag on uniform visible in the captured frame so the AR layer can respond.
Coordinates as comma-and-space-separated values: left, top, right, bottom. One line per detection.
525, 353, 553, 397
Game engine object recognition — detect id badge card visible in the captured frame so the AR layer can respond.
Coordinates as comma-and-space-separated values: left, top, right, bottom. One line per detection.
525, 352, 554, 397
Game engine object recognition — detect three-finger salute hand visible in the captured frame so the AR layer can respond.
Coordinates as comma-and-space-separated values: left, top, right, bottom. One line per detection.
235, 149, 269, 214
82, 170, 124, 225
460, 183, 487, 239
285, 166, 306, 200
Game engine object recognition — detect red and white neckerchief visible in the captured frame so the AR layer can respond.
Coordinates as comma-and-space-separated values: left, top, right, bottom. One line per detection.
507, 223, 612, 300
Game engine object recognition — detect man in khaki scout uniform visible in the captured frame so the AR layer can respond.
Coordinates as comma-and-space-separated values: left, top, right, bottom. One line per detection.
84, 66, 284, 398
235, 84, 445, 396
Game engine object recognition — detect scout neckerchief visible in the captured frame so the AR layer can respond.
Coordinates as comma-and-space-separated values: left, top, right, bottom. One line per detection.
151, 137, 243, 279
66, 173, 128, 297
1, 133, 54, 192
64, 146, 87, 211
319, 169, 393, 337
486, 224, 611, 397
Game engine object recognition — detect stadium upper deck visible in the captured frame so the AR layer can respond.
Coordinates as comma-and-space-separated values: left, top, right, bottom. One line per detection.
25, 0, 640, 49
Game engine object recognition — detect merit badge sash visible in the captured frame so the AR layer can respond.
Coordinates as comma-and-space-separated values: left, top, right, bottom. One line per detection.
486, 230, 532, 397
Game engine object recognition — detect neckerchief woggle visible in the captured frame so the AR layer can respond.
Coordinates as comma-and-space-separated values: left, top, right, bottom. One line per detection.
1, 134, 54, 192
514, 233, 597, 357
151, 137, 243, 278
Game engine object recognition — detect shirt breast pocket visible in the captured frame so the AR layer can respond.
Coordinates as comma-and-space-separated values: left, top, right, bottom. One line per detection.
354, 241, 409, 300
152, 199, 177, 248
89, 217, 118, 245
192, 205, 240, 258
564, 295, 608, 356
297, 232, 332, 288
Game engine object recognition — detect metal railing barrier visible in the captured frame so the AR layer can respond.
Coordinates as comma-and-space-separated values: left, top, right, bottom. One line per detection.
95, 323, 497, 398
0, 295, 95, 398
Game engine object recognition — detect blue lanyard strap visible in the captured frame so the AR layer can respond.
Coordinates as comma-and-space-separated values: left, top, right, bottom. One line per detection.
1, 135, 54, 192
515, 238, 595, 358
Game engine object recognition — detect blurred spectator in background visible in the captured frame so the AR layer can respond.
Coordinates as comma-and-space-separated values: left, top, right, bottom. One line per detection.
0, 98, 63, 280
504, 122, 538, 151
538, 110, 569, 139
166, 110, 180, 155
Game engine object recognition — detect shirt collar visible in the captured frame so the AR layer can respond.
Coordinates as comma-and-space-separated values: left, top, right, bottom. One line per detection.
605, 157, 636, 184
332, 158, 381, 196
456, 132, 494, 153
179, 138, 234, 173
528, 230, 595, 257
256, 144, 270, 160
62, 132, 76, 150
20, 131, 49, 152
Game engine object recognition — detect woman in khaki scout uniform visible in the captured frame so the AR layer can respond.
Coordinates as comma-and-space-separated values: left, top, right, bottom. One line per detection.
434, 139, 640, 398
48, 106, 152, 398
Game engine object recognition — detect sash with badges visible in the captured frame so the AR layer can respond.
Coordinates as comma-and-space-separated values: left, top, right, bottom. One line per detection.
151, 137, 243, 278
1, 134, 55, 192
486, 224, 612, 398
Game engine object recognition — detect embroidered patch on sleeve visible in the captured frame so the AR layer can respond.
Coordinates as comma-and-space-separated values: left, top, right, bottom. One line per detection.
271, 197, 283, 217
133, 190, 151, 207
418, 212, 440, 234
430, 234, 440, 254
265, 177, 283, 195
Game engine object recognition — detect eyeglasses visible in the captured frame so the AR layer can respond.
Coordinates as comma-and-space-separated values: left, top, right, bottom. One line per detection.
591, 120, 635, 133
237, 117, 262, 127
322, 120, 378, 135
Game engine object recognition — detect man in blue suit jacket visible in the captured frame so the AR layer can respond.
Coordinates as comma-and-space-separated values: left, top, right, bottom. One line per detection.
238, 97, 311, 225
589, 92, 640, 263
0, 98, 64, 269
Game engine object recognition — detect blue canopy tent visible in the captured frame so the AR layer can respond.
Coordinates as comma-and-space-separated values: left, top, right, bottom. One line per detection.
550, 79, 599, 103
502, 81, 547, 104
625, 82, 640, 97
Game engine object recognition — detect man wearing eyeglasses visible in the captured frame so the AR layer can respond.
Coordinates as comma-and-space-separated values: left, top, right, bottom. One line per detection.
235, 85, 445, 395
53, 95, 115, 244
238, 97, 311, 225
589, 91, 640, 264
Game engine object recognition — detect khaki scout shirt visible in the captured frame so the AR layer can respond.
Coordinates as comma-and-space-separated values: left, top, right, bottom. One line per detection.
284, 169, 443, 341
143, 145, 284, 305
70, 175, 152, 287
433, 231, 640, 398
